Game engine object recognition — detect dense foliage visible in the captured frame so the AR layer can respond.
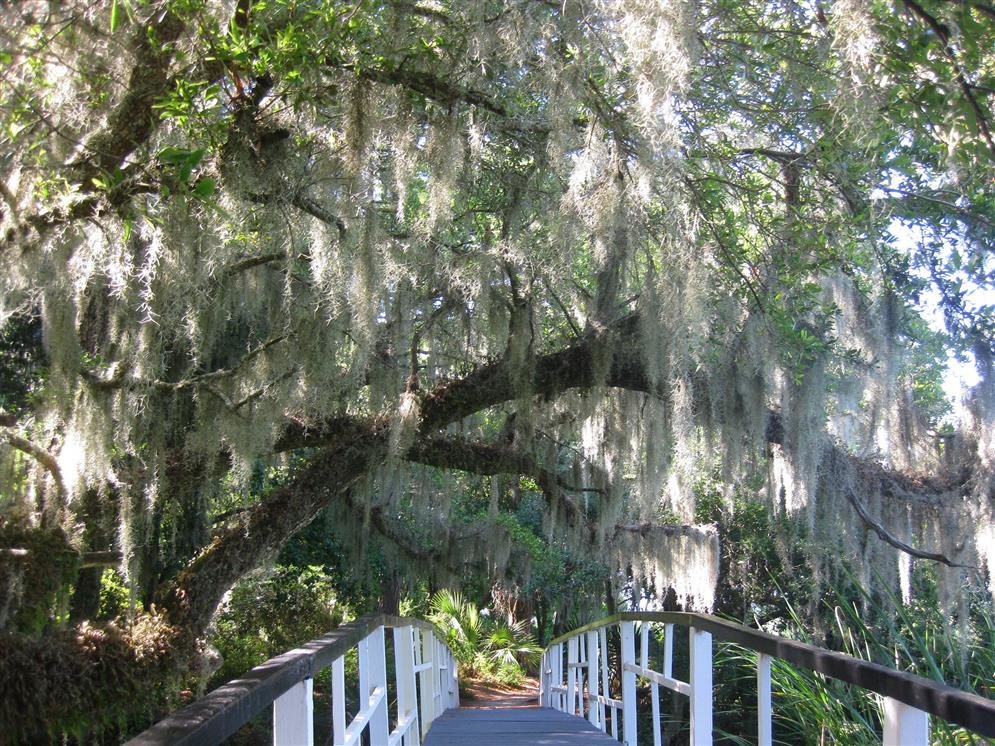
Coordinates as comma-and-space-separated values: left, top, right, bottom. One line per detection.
0, 0, 992, 740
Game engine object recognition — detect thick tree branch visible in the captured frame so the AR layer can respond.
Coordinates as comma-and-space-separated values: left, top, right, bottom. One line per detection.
159, 310, 967, 634
81, 550, 122, 569
844, 488, 975, 569
157, 417, 386, 630
405, 435, 596, 538
2, 11, 185, 254
1, 426, 66, 502
70, 10, 186, 182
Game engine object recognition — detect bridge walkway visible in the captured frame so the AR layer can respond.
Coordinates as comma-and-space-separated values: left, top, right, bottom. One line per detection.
423, 707, 617, 745
423, 678, 616, 745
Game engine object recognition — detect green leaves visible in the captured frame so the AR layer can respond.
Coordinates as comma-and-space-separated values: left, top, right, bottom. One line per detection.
191, 177, 216, 198
157, 146, 205, 180
157, 146, 215, 200
152, 79, 222, 131
428, 589, 540, 684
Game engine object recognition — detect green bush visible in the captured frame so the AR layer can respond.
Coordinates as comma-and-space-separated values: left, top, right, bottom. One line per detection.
428, 589, 540, 687
208, 564, 347, 687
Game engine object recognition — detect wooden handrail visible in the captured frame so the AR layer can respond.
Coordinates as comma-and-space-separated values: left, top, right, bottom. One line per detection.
545, 611, 995, 740
127, 613, 449, 746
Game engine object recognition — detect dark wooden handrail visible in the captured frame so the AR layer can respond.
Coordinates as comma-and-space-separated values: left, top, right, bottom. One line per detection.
547, 611, 995, 739
126, 614, 442, 746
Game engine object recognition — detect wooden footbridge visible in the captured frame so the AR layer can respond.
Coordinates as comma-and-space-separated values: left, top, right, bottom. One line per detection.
128, 612, 995, 746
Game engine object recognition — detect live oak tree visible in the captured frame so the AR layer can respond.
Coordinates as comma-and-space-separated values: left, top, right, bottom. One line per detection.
0, 0, 993, 734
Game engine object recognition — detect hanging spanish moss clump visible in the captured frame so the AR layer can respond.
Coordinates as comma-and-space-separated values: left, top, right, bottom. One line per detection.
614, 524, 720, 611
1, 0, 992, 647
829, 0, 882, 141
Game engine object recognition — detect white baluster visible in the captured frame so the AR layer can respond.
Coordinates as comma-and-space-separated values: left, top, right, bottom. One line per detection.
621, 621, 637, 746
394, 625, 419, 745
587, 630, 601, 728
554, 642, 565, 711
689, 627, 713, 746
663, 623, 674, 679
599, 627, 611, 733
273, 677, 313, 746
577, 634, 586, 718
449, 643, 460, 708
332, 655, 346, 745
757, 653, 772, 746
420, 630, 438, 735
882, 698, 928, 746
567, 636, 579, 717
368, 626, 390, 744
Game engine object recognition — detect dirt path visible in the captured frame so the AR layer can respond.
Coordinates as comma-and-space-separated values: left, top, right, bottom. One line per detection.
460, 676, 540, 709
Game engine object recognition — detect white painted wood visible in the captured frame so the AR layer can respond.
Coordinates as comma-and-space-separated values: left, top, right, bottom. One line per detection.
393, 625, 419, 746
757, 653, 772, 746
689, 627, 713, 746
621, 621, 638, 746
587, 630, 601, 728
598, 627, 610, 732
567, 636, 579, 717
622, 662, 691, 696
539, 651, 548, 707
341, 685, 386, 746
358, 633, 371, 726
577, 634, 586, 718
663, 623, 674, 679
420, 629, 438, 736
448, 643, 460, 708
388, 710, 418, 746
273, 677, 313, 746
546, 650, 554, 710
640, 622, 649, 669
332, 655, 346, 745
368, 626, 390, 744
883, 697, 928, 746
554, 642, 565, 711
650, 681, 661, 746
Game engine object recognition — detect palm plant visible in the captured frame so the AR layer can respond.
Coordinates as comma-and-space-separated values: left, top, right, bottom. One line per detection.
428, 589, 541, 685
486, 619, 542, 669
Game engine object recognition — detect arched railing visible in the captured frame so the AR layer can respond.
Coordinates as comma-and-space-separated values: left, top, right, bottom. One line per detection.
539, 612, 995, 745
128, 614, 458, 746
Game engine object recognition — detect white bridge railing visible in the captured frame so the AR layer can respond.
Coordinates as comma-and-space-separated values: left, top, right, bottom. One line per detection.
540, 611, 995, 746
129, 614, 458, 746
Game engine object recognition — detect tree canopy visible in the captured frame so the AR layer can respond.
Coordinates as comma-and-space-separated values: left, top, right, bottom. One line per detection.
0, 0, 993, 735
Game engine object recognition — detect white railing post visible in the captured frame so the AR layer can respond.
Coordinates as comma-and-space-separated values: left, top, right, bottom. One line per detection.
641, 622, 662, 746
757, 653, 772, 746
689, 627, 713, 746
587, 630, 601, 729
539, 650, 548, 706
883, 698, 928, 746
394, 625, 419, 745
420, 630, 438, 736
434, 634, 458, 711
556, 642, 566, 711
567, 635, 579, 716
331, 655, 346, 745
599, 627, 614, 737
663, 623, 674, 678
621, 620, 637, 746
641, 622, 649, 669
368, 626, 390, 744
273, 677, 313, 746
577, 633, 586, 717
448, 642, 460, 708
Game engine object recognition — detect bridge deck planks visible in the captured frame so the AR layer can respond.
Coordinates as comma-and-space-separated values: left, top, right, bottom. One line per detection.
423, 707, 618, 745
